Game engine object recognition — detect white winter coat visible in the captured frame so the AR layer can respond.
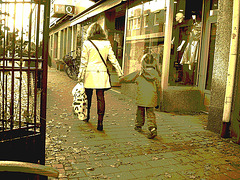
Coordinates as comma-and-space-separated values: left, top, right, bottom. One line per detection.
78, 40, 123, 89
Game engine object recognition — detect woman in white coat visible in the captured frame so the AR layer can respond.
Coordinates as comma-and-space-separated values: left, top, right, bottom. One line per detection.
78, 22, 123, 131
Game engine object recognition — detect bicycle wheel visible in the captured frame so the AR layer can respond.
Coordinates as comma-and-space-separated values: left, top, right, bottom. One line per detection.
65, 66, 77, 80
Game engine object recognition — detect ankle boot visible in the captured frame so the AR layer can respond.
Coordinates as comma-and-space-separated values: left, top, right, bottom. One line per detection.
97, 115, 103, 131
83, 110, 90, 122
97, 123, 103, 131
86, 110, 91, 122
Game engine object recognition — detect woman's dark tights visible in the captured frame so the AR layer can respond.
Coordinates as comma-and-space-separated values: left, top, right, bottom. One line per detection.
85, 89, 105, 130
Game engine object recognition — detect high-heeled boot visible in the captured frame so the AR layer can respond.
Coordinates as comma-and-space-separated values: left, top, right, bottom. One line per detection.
97, 114, 103, 131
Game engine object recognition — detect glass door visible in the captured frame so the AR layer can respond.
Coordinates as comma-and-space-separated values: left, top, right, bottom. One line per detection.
205, 22, 217, 90
197, 0, 218, 111
198, 15, 217, 111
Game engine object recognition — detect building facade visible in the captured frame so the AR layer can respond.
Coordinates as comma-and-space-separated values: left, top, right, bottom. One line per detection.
49, 0, 240, 143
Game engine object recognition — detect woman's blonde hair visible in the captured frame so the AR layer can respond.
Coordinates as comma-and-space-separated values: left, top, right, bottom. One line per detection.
86, 22, 107, 40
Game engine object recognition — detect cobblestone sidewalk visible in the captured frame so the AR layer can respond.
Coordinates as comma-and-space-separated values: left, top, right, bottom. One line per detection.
46, 67, 240, 180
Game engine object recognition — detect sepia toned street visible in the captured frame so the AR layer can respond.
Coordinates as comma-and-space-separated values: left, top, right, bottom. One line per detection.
2, 0, 240, 179
46, 67, 240, 180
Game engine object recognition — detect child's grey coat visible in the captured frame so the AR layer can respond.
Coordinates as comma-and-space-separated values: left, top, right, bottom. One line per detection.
120, 66, 161, 108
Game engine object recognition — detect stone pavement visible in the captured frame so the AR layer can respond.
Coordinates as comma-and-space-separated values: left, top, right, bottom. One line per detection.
45, 67, 240, 180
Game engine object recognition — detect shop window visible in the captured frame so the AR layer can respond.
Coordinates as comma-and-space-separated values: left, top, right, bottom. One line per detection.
154, 11, 160, 25
54, 33, 58, 58
143, 14, 149, 27
64, 28, 67, 56
211, 0, 218, 10
60, 30, 64, 59
143, 9, 150, 28
128, 18, 133, 30
76, 24, 82, 57
113, 32, 124, 66
115, 16, 125, 31
210, 0, 218, 16
169, 0, 203, 86
124, 0, 166, 75
127, 4, 142, 36
133, 17, 141, 29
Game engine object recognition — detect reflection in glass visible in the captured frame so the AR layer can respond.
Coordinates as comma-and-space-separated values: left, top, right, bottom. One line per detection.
125, 0, 166, 75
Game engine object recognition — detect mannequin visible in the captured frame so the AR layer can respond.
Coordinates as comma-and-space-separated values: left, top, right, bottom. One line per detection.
175, 13, 202, 85
178, 14, 202, 70
176, 12, 184, 23
171, 12, 185, 44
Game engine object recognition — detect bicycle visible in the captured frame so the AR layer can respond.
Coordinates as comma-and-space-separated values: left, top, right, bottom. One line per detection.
62, 51, 80, 81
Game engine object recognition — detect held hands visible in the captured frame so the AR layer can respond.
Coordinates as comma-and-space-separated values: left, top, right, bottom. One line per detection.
119, 76, 124, 83
118, 71, 123, 80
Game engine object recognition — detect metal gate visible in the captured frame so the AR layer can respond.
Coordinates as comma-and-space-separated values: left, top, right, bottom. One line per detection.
0, 0, 50, 166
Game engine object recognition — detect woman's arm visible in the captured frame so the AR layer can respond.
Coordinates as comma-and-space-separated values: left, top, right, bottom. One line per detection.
78, 42, 89, 82
107, 44, 123, 77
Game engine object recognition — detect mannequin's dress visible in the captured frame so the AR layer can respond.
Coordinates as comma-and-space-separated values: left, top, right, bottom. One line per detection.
180, 22, 202, 70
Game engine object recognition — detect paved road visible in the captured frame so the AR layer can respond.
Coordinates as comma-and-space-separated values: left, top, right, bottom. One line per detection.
46, 67, 240, 180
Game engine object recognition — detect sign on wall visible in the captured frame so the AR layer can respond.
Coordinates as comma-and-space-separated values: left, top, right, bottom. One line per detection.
52, 4, 75, 18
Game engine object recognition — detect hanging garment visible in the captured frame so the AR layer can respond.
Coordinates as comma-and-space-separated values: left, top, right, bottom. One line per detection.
180, 22, 202, 70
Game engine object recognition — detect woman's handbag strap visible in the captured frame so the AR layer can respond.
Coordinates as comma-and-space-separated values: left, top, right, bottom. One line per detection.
88, 39, 111, 85
88, 39, 108, 69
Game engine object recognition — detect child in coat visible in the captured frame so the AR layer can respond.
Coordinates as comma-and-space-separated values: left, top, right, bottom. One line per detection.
120, 53, 161, 139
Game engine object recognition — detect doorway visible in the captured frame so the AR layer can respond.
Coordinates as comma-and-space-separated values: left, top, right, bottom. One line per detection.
198, 0, 218, 111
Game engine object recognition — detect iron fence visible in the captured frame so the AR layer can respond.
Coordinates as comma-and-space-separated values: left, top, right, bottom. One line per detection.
0, 0, 50, 169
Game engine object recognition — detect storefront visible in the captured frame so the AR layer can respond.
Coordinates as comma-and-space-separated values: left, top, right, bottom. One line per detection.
166, 0, 218, 112
121, 0, 219, 112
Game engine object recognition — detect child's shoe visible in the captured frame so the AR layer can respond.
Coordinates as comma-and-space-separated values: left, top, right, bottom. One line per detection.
134, 126, 142, 132
147, 128, 157, 139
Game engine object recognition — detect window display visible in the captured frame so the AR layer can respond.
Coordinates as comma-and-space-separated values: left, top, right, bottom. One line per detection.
169, 0, 203, 86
